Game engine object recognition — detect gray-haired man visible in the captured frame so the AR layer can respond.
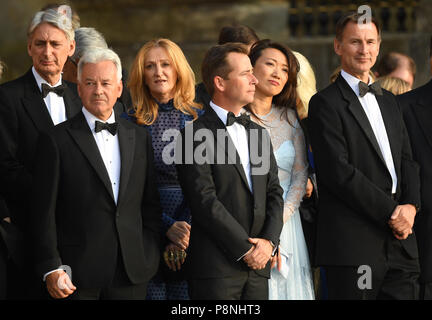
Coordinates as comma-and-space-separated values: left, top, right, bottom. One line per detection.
0, 7, 82, 299
30, 47, 161, 299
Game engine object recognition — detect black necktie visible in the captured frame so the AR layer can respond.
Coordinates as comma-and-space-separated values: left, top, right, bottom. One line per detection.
358, 81, 383, 97
95, 120, 119, 136
226, 112, 251, 127
41, 83, 66, 98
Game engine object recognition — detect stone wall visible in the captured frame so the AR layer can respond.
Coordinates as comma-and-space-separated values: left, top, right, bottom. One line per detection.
0, 0, 430, 91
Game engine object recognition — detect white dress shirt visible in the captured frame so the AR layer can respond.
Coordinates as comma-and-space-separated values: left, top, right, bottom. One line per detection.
210, 101, 253, 193
43, 107, 122, 281
341, 70, 397, 193
32, 67, 67, 125
82, 107, 121, 204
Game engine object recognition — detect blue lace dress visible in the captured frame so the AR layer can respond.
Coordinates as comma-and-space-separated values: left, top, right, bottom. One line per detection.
123, 99, 203, 300
249, 106, 315, 300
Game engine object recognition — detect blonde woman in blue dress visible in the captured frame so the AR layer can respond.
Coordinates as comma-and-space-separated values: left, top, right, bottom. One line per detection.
245, 39, 314, 300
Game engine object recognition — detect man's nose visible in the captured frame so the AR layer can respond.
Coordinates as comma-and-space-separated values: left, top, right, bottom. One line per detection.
251, 74, 258, 85
94, 83, 103, 94
358, 42, 367, 54
43, 44, 53, 57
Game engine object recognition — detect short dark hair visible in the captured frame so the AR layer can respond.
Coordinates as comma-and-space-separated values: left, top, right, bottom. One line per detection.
201, 43, 249, 99
335, 12, 381, 41
376, 52, 416, 79
218, 24, 259, 46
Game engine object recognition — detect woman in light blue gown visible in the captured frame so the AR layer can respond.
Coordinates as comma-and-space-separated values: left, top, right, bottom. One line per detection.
245, 39, 315, 300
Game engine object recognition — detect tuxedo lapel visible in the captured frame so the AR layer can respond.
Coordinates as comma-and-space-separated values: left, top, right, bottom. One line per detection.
63, 81, 82, 119
375, 93, 401, 170
337, 76, 387, 166
248, 125, 268, 236
117, 120, 135, 207
411, 81, 432, 150
22, 70, 54, 131
203, 108, 251, 193
67, 112, 115, 202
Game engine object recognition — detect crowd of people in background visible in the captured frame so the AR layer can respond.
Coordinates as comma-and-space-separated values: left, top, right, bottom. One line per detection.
0, 3, 431, 300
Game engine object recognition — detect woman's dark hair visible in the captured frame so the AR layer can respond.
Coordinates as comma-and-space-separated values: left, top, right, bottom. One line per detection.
247, 39, 300, 124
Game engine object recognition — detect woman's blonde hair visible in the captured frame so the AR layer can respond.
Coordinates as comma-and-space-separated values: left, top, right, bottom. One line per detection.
293, 51, 317, 120
378, 76, 410, 95
128, 38, 201, 125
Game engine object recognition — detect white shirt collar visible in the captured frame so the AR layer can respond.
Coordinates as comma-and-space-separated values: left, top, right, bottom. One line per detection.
31, 66, 62, 92
82, 107, 116, 132
341, 69, 375, 97
209, 101, 242, 125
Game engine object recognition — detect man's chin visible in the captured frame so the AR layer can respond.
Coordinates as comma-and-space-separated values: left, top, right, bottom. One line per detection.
35, 67, 60, 77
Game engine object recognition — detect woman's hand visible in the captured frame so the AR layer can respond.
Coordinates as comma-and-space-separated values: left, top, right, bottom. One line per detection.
163, 243, 187, 271
166, 221, 191, 250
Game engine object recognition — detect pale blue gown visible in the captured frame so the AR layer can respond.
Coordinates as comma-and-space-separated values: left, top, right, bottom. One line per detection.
250, 106, 315, 300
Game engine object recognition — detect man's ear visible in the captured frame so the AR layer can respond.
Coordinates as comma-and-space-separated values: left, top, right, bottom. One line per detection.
27, 40, 32, 57
117, 79, 123, 98
77, 82, 82, 98
213, 76, 225, 93
68, 40, 76, 57
334, 38, 342, 57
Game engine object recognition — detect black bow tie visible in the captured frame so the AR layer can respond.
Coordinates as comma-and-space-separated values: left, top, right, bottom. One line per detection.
41, 83, 66, 98
95, 120, 118, 136
358, 81, 383, 97
226, 112, 250, 127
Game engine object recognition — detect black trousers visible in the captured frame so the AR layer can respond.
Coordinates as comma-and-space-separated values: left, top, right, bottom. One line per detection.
188, 270, 268, 300
0, 238, 7, 299
70, 248, 148, 300
420, 282, 432, 300
323, 236, 420, 300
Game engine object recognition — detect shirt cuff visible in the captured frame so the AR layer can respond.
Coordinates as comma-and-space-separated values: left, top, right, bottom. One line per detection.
237, 246, 253, 261
43, 268, 63, 282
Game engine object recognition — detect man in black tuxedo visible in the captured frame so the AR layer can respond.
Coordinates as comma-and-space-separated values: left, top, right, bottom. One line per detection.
397, 36, 432, 299
176, 43, 284, 300
30, 47, 161, 299
0, 8, 82, 298
308, 13, 421, 299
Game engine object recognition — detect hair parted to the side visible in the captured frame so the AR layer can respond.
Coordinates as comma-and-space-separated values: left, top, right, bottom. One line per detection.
72, 27, 108, 62
201, 42, 249, 99
77, 47, 122, 83
335, 12, 381, 42
247, 39, 300, 124
128, 38, 200, 126
28, 8, 75, 41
